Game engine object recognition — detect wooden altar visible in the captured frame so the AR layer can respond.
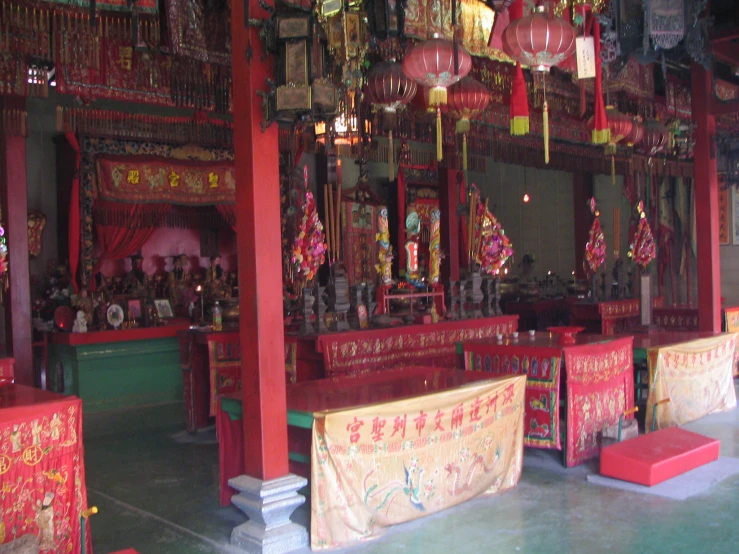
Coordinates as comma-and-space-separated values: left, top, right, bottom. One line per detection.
570, 297, 664, 335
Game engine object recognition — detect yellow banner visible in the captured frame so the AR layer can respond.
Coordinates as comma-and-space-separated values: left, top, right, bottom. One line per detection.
647, 333, 737, 430
310, 375, 526, 550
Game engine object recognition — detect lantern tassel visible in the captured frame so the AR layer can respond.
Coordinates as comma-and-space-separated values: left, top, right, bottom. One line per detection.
436, 107, 443, 161
510, 63, 529, 136
543, 101, 549, 164
463, 133, 468, 172
388, 129, 395, 180
611, 155, 616, 185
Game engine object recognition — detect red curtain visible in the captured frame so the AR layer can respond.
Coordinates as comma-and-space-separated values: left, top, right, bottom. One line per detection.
216, 203, 236, 231
89, 201, 171, 290
66, 132, 81, 292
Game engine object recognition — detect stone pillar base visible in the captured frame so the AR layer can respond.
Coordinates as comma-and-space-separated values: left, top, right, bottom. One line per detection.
229, 474, 308, 554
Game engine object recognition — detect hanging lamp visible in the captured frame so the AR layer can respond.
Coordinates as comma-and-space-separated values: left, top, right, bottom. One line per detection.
447, 76, 491, 172
502, 1, 576, 163
366, 60, 418, 179
402, 36, 472, 161
640, 119, 670, 157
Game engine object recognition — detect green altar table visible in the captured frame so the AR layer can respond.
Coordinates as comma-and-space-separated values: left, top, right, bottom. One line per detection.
47, 322, 191, 412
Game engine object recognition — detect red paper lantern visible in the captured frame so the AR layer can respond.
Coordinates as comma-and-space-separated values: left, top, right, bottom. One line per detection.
447, 77, 490, 134
640, 119, 670, 156
402, 37, 472, 161
502, 4, 576, 72
624, 117, 645, 147
366, 61, 417, 178
366, 61, 418, 123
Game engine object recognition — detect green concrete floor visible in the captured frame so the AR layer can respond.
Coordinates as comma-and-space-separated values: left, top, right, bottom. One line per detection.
85, 385, 739, 554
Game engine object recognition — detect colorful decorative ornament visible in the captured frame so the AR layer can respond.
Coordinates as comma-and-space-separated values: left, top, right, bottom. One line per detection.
366, 61, 418, 179
402, 36, 472, 161
629, 201, 656, 270
291, 188, 327, 287
640, 119, 671, 157
429, 209, 442, 285
375, 207, 393, 286
447, 76, 491, 171
584, 197, 606, 276
589, 106, 633, 184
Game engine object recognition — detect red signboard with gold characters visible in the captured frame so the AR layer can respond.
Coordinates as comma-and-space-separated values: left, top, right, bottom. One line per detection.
0, 386, 92, 553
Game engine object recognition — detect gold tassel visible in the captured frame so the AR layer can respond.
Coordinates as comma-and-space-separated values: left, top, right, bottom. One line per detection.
436, 108, 443, 162
388, 129, 394, 180
543, 101, 549, 165
611, 155, 616, 185
463, 133, 468, 172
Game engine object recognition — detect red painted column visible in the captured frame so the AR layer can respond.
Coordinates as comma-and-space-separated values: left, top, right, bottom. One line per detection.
572, 172, 592, 280
231, 1, 289, 480
0, 134, 32, 385
439, 167, 460, 282
691, 63, 721, 332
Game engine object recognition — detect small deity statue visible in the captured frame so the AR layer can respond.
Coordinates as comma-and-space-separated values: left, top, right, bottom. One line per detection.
429, 209, 442, 285
72, 310, 88, 333
123, 254, 148, 295
404, 210, 422, 286
168, 254, 190, 306
72, 289, 93, 324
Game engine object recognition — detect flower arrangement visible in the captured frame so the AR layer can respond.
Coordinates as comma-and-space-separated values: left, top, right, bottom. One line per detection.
628, 201, 656, 270
584, 197, 606, 276
291, 190, 326, 287
32, 261, 74, 325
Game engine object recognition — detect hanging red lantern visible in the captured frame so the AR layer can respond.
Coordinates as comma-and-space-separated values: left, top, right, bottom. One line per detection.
588, 106, 633, 183
402, 36, 472, 161
502, 3, 576, 163
502, 3, 577, 72
447, 77, 491, 171
624, 116, 645, 147
640, 119, 670, 156
366, 61, 418, 178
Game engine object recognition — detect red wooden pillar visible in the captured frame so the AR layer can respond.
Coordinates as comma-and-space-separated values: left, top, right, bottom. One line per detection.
0, 132, 32, 385
691, 63, 721, 332
439, 167, 460, 282
231, 0, 289, 480
572, 172, 593, 280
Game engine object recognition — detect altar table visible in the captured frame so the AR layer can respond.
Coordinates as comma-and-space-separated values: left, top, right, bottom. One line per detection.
570, 298, 663, 335
0, 385, 92, 553
653, 307, 699, 331
504, 299, 567, 331
315, 315, 518, 377
47, 321, 191, 413
644, 333, 737, 431
463, 334, 635, 466
216, 366, 521, 507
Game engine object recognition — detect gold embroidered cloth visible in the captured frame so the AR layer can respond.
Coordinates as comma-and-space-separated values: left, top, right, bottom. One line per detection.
310, 375, 525, 550
647, 334, 737, 430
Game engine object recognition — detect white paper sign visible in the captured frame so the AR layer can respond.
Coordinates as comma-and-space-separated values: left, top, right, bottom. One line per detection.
576, 36, 596, 79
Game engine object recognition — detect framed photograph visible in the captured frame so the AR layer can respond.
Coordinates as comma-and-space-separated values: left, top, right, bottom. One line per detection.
127, 299, 142, 321
276, 85, 312, 112
154, 298, 174, 319
285, 41, 308, 85
277, 15, 310, 40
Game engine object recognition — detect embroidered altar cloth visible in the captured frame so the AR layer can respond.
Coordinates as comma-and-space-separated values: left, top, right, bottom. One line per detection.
310, 374, 525, 550
646, 334, 737, 431
0, 385, 92, 553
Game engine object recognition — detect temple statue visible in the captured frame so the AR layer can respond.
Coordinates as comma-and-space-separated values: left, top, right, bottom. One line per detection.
123, 254, 148, 296
404, 210, 421, 286
168, 254, 191, 307
206, 255, 230, 298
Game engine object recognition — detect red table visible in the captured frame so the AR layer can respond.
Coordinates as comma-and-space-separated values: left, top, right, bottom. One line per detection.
216, 366, 502, 506
0, 385, 92, 553
652, 307, 699, 331
570, 298, 664, 335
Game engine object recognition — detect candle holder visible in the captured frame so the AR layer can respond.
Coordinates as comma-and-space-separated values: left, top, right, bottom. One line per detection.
493, 275, 503, 316
315, 286, 329, 333
446, 279, 458, 320
468, 270, 483, 318
300, 287, 315, 334
481, 276, 492, 317
365, 283, 377, 320
195, 284, 205, 325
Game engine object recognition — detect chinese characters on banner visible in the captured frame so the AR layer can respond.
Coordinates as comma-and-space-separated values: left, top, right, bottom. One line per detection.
719, 186, 730, 245
310, 375, 526, 550
647, 334, 737, 431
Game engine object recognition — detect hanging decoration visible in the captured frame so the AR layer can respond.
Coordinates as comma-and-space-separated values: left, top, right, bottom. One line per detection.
502, 1, 576, 163
292, 186, 327, 287
506, 0, 529, 136
584, 197, 606, 277
428, 209, 442, 285
447, 76, 491, 171
588, 106, 633, 184
629, 201, 656, 270
402, 36, 472, 161
366, 60, 418, 179
648, 0, 686, 50
640, 119, 671, 157
375, 207, 394, 286
624, 116, 645, 147
590, 14, 609, 145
